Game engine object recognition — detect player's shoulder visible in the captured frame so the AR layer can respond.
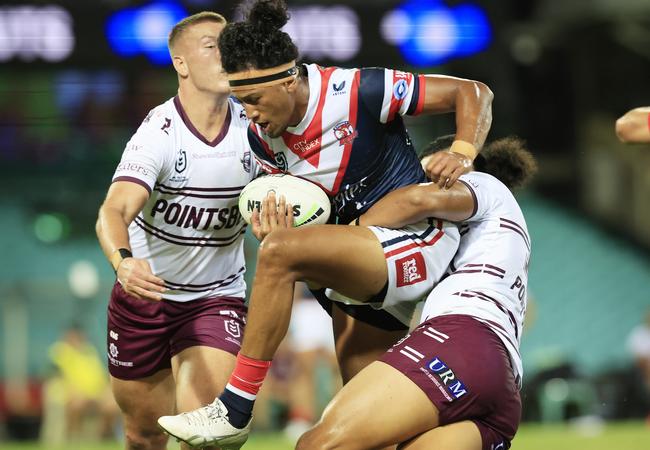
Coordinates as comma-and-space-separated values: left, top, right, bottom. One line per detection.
460, 171, 507, 192
134, 97, 176, 138
356, 66, 392, 98
460, 172, 510, 206
228, 96, 251, 129
461, 172, 524, 220
306, 63, 358, 87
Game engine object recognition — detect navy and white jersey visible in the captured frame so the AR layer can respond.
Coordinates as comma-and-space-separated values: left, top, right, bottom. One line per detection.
248, 63, 428, 223
421, 172, 531, 383
112, 96, 260, 302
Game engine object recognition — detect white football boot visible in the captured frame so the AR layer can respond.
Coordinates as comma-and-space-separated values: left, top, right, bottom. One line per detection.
158, 398, 251, 449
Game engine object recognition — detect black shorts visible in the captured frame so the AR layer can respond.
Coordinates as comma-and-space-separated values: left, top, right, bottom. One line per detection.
310, 286, 408, 332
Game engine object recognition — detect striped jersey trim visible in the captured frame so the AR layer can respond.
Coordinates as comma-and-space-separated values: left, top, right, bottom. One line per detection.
499, 217, 530, 250
451, 263, 505, 279
113, 176, 152, 194
380, 219, 445, 258
455, 290, 519, 339
164, 266, 245, 290
134, 217, 246, 247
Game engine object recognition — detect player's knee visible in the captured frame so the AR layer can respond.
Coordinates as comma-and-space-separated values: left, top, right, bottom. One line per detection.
257, 229, 297, 268
124, 425, 168, 450
296, 427, 330, 450
296, 424, 348, 450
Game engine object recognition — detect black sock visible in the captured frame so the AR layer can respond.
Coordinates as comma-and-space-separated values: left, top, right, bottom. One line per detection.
219, 389, 254, 428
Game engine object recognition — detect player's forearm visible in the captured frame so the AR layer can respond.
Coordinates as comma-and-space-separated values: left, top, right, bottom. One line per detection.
96, 205, 132, 263
359, 183, 475, 228
358, 185, 439, 228
452, 80, 493, 158
421, 77, 493, 159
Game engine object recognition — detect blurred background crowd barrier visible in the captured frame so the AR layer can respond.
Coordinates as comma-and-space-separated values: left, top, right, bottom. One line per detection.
0, 0, 649, 445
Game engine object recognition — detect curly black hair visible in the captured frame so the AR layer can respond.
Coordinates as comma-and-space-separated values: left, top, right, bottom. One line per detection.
421, 135, 538, 190
218, 0, 299, 73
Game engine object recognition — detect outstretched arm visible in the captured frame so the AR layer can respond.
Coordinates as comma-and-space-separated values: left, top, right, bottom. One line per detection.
421, 75, 493, 187
357, 181, 475, 228
616, 107, 650, 143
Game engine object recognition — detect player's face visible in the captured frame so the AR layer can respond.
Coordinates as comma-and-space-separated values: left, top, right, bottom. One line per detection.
179, 21, 229, 94
234, 83, 297, 138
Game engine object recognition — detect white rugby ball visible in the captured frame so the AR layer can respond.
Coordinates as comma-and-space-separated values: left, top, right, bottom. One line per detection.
239, 174, 331, 227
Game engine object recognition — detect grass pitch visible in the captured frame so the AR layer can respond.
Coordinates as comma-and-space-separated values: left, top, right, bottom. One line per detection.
2, 421, 648, 450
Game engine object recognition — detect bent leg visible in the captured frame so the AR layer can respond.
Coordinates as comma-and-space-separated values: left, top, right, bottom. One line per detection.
241, 225, 388, 361
111, 370, 175, 450
172, 346, 236, 450
296, 361, 439, 450
398, 421, 482, 450
172, 346, 235, 411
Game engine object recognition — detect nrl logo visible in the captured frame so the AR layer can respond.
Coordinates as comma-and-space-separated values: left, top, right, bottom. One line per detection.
175, 149, 187, 173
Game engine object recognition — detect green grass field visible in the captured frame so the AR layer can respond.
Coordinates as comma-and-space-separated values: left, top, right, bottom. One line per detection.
2, 422, 648, 450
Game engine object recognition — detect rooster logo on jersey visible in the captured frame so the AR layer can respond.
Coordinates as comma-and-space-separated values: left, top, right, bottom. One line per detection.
333, 120, 358, 146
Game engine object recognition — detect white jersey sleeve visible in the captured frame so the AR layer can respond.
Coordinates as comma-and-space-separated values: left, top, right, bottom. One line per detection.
459, 171, 503, 222
112, 106, 174, 192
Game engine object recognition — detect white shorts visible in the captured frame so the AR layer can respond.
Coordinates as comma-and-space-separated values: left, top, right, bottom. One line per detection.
289, 299, 335, 353
326, 219, 460, 326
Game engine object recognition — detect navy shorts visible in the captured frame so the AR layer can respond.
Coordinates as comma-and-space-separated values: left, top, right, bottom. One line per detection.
107, 282, 247, 380
310, 286, 408, 331
380, 314, 521, 450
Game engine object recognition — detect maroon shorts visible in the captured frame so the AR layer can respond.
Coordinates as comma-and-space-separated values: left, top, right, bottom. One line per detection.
380, 314, 521, 450
107, 282, 247, 380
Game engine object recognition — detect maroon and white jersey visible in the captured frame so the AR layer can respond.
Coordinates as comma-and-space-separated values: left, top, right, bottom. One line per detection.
112, 96, 259, 302
248, 63, 428, 223
421, 172, 531, 382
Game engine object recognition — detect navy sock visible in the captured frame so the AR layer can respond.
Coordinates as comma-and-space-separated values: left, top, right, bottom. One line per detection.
219, 389, 255, 428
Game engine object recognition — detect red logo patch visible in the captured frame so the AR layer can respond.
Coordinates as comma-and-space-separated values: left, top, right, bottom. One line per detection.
333, 120, 358, 146
395, 253, 427, 287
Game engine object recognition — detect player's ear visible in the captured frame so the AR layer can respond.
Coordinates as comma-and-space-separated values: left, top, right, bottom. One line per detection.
284, 75, 299, 93
172, 55, 189, 78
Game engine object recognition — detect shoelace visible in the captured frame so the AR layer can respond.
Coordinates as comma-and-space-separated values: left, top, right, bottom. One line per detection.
181, 401, 225, 428
205, 401, 226, 422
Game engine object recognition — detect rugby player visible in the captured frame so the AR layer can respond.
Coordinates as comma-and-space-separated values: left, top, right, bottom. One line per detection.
298, 136, 536, 450
96, 12, 258, 450
157, 1, 493, 447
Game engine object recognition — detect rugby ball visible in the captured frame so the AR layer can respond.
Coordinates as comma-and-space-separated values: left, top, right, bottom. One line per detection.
239, 174, 331, 227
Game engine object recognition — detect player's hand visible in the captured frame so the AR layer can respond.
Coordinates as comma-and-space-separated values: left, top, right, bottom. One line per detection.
423, 151, 473, 189
116, 257, 166, 301
251, 192, 294, 241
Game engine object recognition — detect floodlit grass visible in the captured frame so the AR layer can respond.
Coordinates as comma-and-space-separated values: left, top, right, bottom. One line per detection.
1, 433, 293, 450
513, 421, 649, 450
3, 421, 648, 450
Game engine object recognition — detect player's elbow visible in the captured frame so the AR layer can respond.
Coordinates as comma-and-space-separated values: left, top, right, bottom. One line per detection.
95, 206, 105, 239
477, 80, 494, 103
96, 202, 119, 239
464, 79, 493, 106
406, 187, 442, 218
615, 116, 633, 143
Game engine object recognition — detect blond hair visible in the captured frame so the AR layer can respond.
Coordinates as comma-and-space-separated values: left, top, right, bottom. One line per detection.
168, 11, 227, 55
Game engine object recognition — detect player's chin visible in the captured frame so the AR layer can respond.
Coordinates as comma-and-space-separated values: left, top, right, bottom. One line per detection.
208, 81, 230, 95
265, 126, 282, 138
